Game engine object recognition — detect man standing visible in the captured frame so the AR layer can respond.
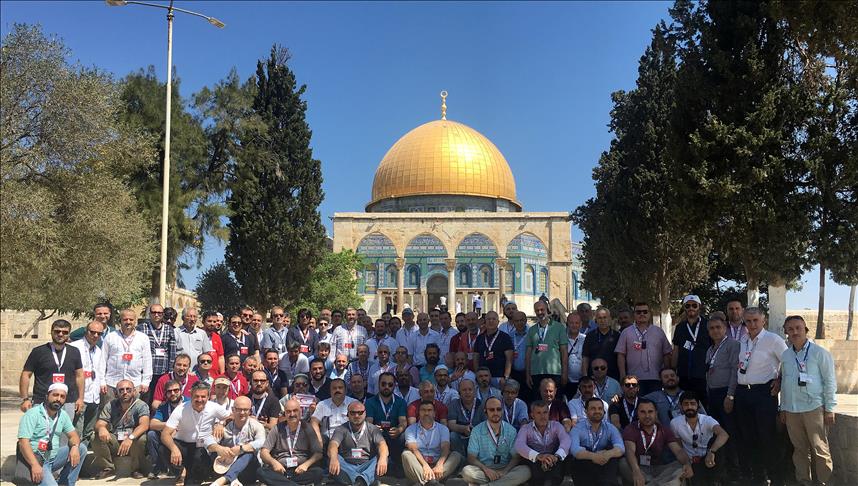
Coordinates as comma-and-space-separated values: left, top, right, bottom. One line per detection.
437, 311, 457, 364
403, 401, 462, 485
327, 401, 389, 486
223, 354, 249, 400
616, 309, 633, 332
20, 319, 84, 420
348, 344, 375, 383
577, 302, 597, 333
258, 398, 324, 486
311, 378, 356, 443
525, 300, 568, 402
69, 303, 113, 342
620, 399, 693, 486
609, 375, 640, 430
174, 307, 211, 367
615, 302, 672, 395
473, 311, 514, 389
418, 344, 443, 384
581, 308, 621, 380
138, 303, 177, 403
90, 379, 150, 479
671, 295, 711, 405
500, 310, 530, 397
221, 313, 260, 364
669, 392, 729, 486
396, 308, 417, 350
450, 312, 481, 370
780, 315, 837, 486
725, 299, 747, 341
248, 371, 283, 431
704, 312, 741, 476
260, 306, 290, 357
331, 308, 368, 362
565, 311, 587, 399
16, 383, 87, 486
103, 309, 153, 398
409, 312, 442, 368
201, 311, 226, 374
69, 321, 106, 442
569, 397, 626, 486
734, 307, 787, 486
461, 396, 531, 486
288, 309, 319, 357
513, 400, 570, 484
207, 396, 267, 486
151, 354, 198, 409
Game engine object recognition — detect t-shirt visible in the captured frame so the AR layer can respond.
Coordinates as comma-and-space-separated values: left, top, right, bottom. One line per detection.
365, 394, 407, 431
263, 422, 322, 468
608, 398, 639, 429
404, 421, 450, 463
526, 321, 566, 375
669, 414, 720, 458
221, 331, 260, 363
17, 405, 74, 461
622, 421, 679, 466
614, 325, 672, 381
152, 398, 189, 422
166, 401, 231, 446
98, 398, 149, 437
330, 422, 385, 464
249, 393, 282, 424
407, 399, 449, 422
23, 343, 83, 403
446, 398, 486, 427
566, 333, 587, 383
152, 372, 198, 402
474, 331, 513, 377
581, 329, 621, 379
671, 319, 711, 380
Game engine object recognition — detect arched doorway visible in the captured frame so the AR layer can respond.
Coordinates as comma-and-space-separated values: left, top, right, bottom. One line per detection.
426, 274, 448, 310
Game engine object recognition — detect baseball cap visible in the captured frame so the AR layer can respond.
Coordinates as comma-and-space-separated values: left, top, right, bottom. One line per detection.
213, 377, 230, 387
682, 295, 702, 305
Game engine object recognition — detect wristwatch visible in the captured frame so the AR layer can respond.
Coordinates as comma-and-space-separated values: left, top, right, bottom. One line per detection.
726, 395, 734, 401
128, 433, 136, 441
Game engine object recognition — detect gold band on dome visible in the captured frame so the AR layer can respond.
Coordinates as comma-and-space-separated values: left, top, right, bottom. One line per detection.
369, 119, 520, 209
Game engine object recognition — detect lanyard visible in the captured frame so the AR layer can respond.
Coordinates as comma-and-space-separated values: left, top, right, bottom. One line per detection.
568, 335, 581, 357
623, 398, 638, 420
729, 322, 745, 340
351, 361, 369, 377
435, 388, 447, 403
504, 400, 516, 423
252, 393, 268, 416
594, 380, 607, 399
117, 399, 141, 430
461, 401, 477, 425
708, 338, 728, 367
467, 332, 478, 351
51, 345, 67, 372
663, 391, 679, 412
117, 329, 136, 352
793, 340, 811, 372
634, 325, 649, 342
230, 376, 242, 396
233, 332, 245, 347
379, 397, 393, 420
230, 420, 249, 446
487, 422, 503, 451
537, 324, 548, 343
151, 324, 169, 348
286, 424, 300, 456
741, 334, 760, 369
484, 332, 500, 354
640, 424, 657, 454
588, 423, 605, 452
419, 423, 437, 446
265, 368, 278, 386
349, 422, 365, 444
686, 321, 700, 343
172, 372, 189, 395
512, 330, 526, 351
42, 404, 60, 439
85, 343, 97, 372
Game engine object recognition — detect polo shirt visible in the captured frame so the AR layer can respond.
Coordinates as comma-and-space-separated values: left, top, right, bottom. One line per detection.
221, 330, 260, 363
513, 421, 570, 461
566, 332, 586, 383
581, 328, 621, 378
17, 405, 74, 461
330, 421, 385, 464
23, 343, 83, 403
622, 421, 679, 466
98, 398, 149, 437
404, 421, 450, 462
467, 420, 518, 467
152, 372, 198, 402
365, 394, 407, 430
669, 414, 720, 458
569, 420, 625, 455
174, 326, 213, 366
263, 422, 322, 468
445, 398, 484, 427
737, 329, 787, 385
165, 401, 231, 446
225, 373, 249, 400
260, 326, 290, 355
474, 330, 513, 377
780, 341, 837, 413
249, 393, 282, 423
671, 318, 712, 380
526, 320, 566, 376
614, 324, 672, 381
407, 398, 449, 422
70, 339, 104, 404
408, 329, 442, 367
208, 332, 225, 371
312, 397, 357, 438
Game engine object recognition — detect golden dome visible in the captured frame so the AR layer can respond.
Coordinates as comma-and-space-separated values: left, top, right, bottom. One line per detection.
369, 119, 520, 209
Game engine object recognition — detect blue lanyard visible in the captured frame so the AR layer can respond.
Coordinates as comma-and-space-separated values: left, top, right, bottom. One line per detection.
793, 341, 811, 371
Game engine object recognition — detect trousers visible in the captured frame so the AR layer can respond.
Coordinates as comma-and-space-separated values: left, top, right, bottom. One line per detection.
461, 464, 531, 486
734, 382, 783, 485
570, 457, 619, 486
89, 433, 148, 476
16, 443, 88, 486
257, 465, 324, 486
335, 455, 377, 485
174, 439, 211, 481
618, 458, 683, 486
402, 450, 462, 485
783, 407, 833, 484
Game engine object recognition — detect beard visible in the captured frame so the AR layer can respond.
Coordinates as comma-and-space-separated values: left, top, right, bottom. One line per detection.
684, 409, 698, 418
48, 401, 63, 411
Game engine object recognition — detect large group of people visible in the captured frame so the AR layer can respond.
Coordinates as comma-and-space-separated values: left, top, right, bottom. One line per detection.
15, 296, 838, 486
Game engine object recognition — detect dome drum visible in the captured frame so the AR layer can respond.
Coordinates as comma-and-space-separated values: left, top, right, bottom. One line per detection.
366, 194, 519, 213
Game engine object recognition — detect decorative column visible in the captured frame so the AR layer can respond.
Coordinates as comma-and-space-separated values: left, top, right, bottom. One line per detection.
445, 259, 457, 314
496, 258, 507, 304
421, 290, 429, 313
376, 289, 384, 316
396, 258, 405, 315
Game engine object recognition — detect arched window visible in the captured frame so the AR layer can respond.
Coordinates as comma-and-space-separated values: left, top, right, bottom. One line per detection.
524, 265, 535, 294
539, 268, 549, 294
504, 268, 514, 293
408, 265, 420, 287
365, 264, 378, 292
479, 265, 493, 287
386, 264, 397, 288
458, 265, 472, 287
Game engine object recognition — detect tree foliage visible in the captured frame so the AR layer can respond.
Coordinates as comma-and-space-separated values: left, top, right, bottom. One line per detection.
0, 24, 155, 315
194, 262, 242, 316
291, 250, 363, 317
226, 46, 326, 310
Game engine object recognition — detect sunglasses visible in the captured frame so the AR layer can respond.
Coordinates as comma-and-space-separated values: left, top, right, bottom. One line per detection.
166, 388, 181, 394
684, 303, 699, 309
349, 410, 366, 415
151, 311, 164, 315
624, 383, 639, 388
634, 310, 649, 315
592, 366, 607, 371
692, 433, 699, 449
486, 407, 503, 412
52, 330, 69, 335
199, 359, 212, 364
272, 314, 284, 318
87, 329, 103, 336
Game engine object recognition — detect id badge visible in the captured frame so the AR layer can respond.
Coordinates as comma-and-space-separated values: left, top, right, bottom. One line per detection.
154, 348, 166, 357
493, 454, 501, 464
537, 344, 548, 352
240, 346, 248, 355
486, 351, 494, 360
344, 343, 354, 349
468, 352, 477, 361
633, 341, 642, 351
639, 454, 651, 466
117, 430, 129, 441
380, 420, 391, 429
350, 448, 363, 459
683, 340, 695, 351
122, 353, 133, 362
285, 457, 298, 468
799, 372, 813, 385
513, 351, 519, 359
51, 373, 65, 383
300, 345, 309, 353
425, 455, 435, 464
37, 439, 49, 452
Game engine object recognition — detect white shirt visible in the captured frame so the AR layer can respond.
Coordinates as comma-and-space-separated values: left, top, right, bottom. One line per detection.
738, 329, 787, 385
330, 324, 368, 361
567, 332, 587, 383
166, 400, 231, 446
408, 329, 441, 367
367, 361, 397, 395
395, 323, 418, 351
395, 386, 421, 404
70, 339, 106, 404
434, 386, 459, 407
670, 413, 720, 458
450, 370, 477, 392
567, 397, 609, 424
102, 329, 153, 387
437, 328, 456, 361
279, 353, 309, 384
174, 326, 213, 365
312, 396, 357, 438
365, 335, 399, 362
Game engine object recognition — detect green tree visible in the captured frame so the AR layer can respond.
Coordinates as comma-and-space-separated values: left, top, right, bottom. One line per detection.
0, 24, 155, 326
292, 250, 363, 317
194, 262, 242, 316
574, 23, 711, 333
226, 47, 326, 310
119, 68, 229, 298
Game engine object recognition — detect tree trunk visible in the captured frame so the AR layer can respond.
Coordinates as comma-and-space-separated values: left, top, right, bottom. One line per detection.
847, 283, 855, 341
658, 282, 673, 337
815, 266, 826, 339
768, 281, 787, 338
747, 275, 760, 307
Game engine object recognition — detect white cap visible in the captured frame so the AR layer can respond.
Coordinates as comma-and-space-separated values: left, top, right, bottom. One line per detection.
433, 365, 449, 374
682, 294, 702, 305
47, 383, 68, 394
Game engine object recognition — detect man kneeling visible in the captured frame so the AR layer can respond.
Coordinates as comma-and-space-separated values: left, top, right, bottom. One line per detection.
91, 379, 150, 479
461, 396, 531, 486
328, 401, 389, 486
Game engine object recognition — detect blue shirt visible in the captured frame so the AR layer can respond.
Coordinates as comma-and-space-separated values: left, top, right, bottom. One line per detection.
405, 422, 450, 461
502, 398, 529, 427
153, 397, 190, 422
500, 323, 529, 371
467, 420, 519, 468
780, 341, 837, 413
365, 394, 407, 429
569, 420, 624, 456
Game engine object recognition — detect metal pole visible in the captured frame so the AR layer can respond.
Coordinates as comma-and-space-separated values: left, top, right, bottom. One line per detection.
158, 7, 174, 305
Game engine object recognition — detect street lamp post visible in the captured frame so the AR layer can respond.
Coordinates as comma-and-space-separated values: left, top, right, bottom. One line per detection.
106, 1, 224, 305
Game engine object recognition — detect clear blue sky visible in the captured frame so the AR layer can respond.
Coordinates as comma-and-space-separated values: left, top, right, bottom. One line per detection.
2, 1, 850, 310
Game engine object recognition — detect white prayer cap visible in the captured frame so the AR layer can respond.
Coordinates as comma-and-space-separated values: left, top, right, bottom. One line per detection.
47, 383, 68, 394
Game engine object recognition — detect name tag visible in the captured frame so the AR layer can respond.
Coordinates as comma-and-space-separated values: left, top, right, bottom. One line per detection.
799, 372, 813, 385
536, 344, 548, 352
240, 346, 248, 355
117, 430, 130, 441
154, 348, 166, 357
300, 345, 309, 353
486, 351, 494, 360
513, 351, 519, 359
639, 454, 651, 466
37, 439, 49, 452
380, 421, 391, 429
285, 457, 298, 468
350, 448, 363, 459
683, 340, 695, 351
344, 343, 354, 349
425, 455, 435, 464
122, 353, 133, 362
83, 370, 94, 379
52, 373, 65, 383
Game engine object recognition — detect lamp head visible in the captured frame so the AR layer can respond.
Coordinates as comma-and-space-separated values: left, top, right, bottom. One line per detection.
106, 0, 128, 6
208, 17, 225, 28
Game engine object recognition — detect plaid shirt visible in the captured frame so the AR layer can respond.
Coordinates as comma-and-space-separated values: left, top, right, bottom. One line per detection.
136, 321, 177, 376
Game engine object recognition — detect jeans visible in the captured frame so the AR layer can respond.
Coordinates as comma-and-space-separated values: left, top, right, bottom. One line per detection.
335, 455, 377, 485
213, 451, 259, 483
174, 439, 211, 481
146, 430, 169, 474
37, 444, 88, 486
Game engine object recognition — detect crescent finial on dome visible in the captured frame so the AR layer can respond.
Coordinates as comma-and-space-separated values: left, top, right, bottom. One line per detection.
440, 90, 448, 120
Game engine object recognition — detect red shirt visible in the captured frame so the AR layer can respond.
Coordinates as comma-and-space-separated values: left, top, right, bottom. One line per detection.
152, 372, 199, 402
450, 330, 480, 370
622, 421, 679, 466
407, 399, 448, 421
208, 332, 225, 373
225, 373, 249, 400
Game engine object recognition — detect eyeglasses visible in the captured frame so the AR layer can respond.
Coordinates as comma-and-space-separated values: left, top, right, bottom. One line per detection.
486, 407, 503, 412
166, 388, 181, 394
634, 310, 649, 315
349, 410, 366, 415
684, 303, 699, 309
252, 379, 268, 383
151, 311, 164, 315
52, 330, 69, 335
87, 329, 103, 336
624, 383, 639, 388
592, 366, 607, 371
117, 387, 133, 392
692, 433, 699, 448
233, 407, 251, 413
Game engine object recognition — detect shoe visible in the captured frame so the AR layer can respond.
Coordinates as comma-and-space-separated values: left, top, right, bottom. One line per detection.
148, 471, 161, 480
132, 471, 146, 479
94, 469, 114, 480
229, 479, 244, 486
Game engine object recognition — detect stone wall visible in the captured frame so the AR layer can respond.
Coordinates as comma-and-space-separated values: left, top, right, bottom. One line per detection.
815, 340, 858, 394
830, 410, 858, 485
790, 309, 852, 340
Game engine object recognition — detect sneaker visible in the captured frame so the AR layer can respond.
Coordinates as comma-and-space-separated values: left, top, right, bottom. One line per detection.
229, 480, 244, 486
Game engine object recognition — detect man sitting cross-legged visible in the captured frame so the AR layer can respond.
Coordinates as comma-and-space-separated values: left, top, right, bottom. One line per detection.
90, 379, 150, 479
327, 401, 389, 486
258, 398, 325, 486
569, 397, 625, 486
461, 396, 531, 486
513, 400, 571, 485
403, 400, 462, 485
